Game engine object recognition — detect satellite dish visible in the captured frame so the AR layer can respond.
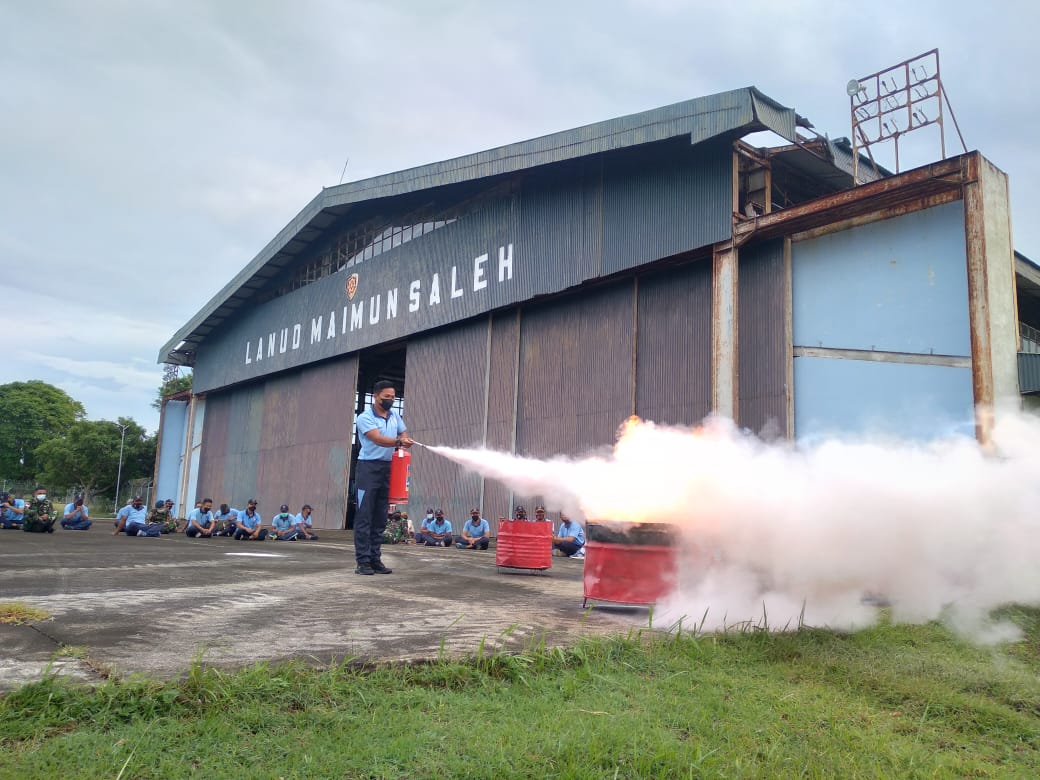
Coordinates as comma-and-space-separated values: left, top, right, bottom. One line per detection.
846, 79, 863, 97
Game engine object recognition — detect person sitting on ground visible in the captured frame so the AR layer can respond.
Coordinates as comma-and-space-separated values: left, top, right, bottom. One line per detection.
383, 510, 409, 544
400, 511, 413, 542
513, 505, 528, 522
214, 503, 239, 537
552, 513, 586, 559
185, 498, 218, 538
23, 486, 56, 533
61, 494, 91, 530
114, 495, 161, 537
416, 508, 453, 547
234, 499, 268, 540
294, 504, 319, 540
1, 491, 26, 529
147, 499, 177, 534
456, 508, 490, 550
271, 505, 301, 540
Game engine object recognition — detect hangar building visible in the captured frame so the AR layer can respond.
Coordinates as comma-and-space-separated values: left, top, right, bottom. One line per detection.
156, 87, 1039, 532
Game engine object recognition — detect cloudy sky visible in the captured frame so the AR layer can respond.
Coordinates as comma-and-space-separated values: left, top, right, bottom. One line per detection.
2, 0, 1037, 432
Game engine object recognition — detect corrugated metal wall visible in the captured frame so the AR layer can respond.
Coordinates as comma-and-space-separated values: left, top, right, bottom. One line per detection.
635, 262, 713, 426
738, 239, 787, 437
195, 356, 358, 529
482, 310, 520, 529
403, 319, 489, 532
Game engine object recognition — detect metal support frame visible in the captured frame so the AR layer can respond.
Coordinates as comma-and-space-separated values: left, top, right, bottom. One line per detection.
848, 49, 967, 184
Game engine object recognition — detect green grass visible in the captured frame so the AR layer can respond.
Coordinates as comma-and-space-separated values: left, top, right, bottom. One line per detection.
3, 610, 1040, 778
0, 602, 50, 625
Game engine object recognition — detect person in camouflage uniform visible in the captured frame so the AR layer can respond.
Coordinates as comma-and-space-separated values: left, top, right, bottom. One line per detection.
382, 509, 409, 544
148, 500, 179, 534
22, 486, 56, 533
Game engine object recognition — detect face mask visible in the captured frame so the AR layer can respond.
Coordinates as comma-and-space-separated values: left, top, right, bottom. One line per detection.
133, 503, 143, 509
379, 398, 394, 411
280, 513, 289, 519
36, 494, 46, 501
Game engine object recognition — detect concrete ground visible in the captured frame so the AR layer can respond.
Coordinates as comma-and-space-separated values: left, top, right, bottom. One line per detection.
0, 527, 647, 691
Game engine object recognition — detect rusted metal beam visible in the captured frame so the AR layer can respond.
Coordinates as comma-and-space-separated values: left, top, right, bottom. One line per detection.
783, 238, 794, 440
734, 154, 973, 247
789, 189, 962, 243
793, 346, 971, 368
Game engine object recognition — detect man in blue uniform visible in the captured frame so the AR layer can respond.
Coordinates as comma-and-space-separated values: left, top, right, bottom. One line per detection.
186, 498, 218, 538
353, 380, 412, 575
456, 509, 490, 550
552, 513, 586, 559
0, 492, 25, 529
61, 495, 92, 530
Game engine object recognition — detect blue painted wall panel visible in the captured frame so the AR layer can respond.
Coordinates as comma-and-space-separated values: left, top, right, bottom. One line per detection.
792, 201, 970, 356
156, 400, 187, 505
794, 357, 975, 440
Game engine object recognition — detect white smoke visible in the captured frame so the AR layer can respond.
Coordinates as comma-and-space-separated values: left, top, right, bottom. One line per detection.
423, 411, 1040, 641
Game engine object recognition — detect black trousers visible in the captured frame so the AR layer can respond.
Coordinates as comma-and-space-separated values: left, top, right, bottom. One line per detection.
354, 459, 391, 564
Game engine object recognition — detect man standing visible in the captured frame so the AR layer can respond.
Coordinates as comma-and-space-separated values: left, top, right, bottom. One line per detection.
456, 509, 490, 550
353, 380, 412, 575
186, 498, 218, 538
552, 513, 586, 559
61, 495, 92, 530
22, 486, 56, 533
0, 492, 25, 529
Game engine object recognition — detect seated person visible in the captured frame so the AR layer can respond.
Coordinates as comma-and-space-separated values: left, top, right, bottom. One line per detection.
552, 513, 586, 559
1, 491, 26, 529
147, 499, 178, 534
271, 505, 301, 540
294, 504, 319, 540
383, 510, 409, 544
23, 486, 56, 533
513, 505, 528, 521
456, 509, 490, 550
114, 495, 157, 536
415, 508, 453, 547
214, 503, 239, 537
185, 498, 218, 538
61, 494, 92, 530
234, 499, 268, 540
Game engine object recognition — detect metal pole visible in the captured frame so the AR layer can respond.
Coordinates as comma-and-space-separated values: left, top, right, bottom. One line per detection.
114, 423, 127, 511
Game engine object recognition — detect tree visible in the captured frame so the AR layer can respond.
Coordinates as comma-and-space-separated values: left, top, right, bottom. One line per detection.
35, 417, 155, 499
152, 372, 193, 411
0, 381, 85, 480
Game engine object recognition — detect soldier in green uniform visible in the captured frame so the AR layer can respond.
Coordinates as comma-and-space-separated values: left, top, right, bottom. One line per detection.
22, 486, 56, 533
148, 499, 179, 534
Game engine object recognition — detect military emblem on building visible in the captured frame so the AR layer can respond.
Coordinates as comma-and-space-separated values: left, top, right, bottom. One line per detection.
346, 273, 359, 300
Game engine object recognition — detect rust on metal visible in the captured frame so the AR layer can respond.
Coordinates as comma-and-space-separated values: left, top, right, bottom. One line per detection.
733, 154, 974, 247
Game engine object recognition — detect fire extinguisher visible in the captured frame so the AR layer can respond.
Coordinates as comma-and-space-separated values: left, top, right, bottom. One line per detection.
389, 447, 411, 504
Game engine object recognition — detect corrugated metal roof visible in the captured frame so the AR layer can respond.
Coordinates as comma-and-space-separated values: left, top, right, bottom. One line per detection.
159, 87, 801, 366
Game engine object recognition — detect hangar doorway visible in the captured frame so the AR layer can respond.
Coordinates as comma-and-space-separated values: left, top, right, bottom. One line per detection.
346, 342, 407, 528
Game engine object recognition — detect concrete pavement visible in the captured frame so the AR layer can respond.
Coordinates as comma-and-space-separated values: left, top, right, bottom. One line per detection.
0, 528, 646, 690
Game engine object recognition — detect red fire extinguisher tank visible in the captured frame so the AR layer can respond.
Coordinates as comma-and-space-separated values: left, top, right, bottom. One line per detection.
388, 447, 410, 504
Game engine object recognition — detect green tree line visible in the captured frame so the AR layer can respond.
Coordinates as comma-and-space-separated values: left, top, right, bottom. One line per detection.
0, 378, 190, 501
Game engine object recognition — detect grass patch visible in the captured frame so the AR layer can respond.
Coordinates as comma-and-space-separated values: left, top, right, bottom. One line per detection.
0, 602, 50, 625
3, 613, 1040, 778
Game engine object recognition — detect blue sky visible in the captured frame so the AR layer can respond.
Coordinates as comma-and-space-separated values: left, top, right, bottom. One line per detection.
2, 0, 1037, 431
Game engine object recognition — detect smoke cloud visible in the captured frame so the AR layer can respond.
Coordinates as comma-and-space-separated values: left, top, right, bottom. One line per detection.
424, 411, 1040, 641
